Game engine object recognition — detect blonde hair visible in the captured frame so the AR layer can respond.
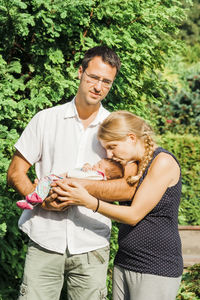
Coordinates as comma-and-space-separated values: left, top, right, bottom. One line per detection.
98, 111, 155, 185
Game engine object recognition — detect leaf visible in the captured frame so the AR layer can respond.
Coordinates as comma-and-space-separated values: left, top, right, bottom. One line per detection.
7, 61, 22, 74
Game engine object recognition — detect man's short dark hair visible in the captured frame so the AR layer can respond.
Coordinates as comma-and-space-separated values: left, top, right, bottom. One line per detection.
81, 45, 121, 75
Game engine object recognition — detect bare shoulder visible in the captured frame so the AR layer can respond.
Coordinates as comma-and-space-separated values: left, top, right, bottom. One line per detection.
149, 151, 180, 185
154, 151, 177, 166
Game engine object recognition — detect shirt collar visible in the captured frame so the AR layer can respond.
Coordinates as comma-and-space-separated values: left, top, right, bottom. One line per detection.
64, 98, 78, 119
90, 105, 106, 126
64, 97, 107, 126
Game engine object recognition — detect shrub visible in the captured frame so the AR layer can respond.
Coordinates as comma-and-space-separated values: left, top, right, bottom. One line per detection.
176, 264, 200, 300
181, 43, 200, 64
178, 0, 200, 46
152, 64, 200, 135
158, 133, 200, 225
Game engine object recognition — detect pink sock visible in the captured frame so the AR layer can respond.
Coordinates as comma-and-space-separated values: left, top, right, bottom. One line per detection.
26, 192, 43, 204
17, 200, 33, 210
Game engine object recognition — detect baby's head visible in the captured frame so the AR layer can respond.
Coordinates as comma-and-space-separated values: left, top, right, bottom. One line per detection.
92, 158, 124, 179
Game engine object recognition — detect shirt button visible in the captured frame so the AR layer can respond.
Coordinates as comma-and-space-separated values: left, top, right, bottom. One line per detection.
20, 287, 27, 295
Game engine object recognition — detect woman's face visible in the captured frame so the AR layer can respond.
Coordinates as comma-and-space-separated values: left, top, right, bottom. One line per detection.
100, 136, 137, 165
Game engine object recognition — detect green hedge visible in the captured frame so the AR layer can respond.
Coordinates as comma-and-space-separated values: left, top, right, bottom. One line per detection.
158, 133, 200, 225
177, 264, 200, 300
151, 64, 200, 136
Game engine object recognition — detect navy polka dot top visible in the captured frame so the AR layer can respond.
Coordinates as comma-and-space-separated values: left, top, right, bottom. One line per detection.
114, 147, 183, 277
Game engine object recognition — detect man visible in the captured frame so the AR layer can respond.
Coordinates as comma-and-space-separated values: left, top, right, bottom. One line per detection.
7, 46, 136, 300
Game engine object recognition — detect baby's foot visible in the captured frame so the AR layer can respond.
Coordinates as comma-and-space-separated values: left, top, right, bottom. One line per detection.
26, 192, 43, 204
17, 200, 33, 210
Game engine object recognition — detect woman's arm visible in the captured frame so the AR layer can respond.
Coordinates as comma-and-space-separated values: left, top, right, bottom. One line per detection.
53, 153, 180, 225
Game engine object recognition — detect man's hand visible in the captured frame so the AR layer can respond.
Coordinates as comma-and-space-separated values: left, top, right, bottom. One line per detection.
33, 177, 69, 211
41, 184, 71, 211
41, 178, 80, 211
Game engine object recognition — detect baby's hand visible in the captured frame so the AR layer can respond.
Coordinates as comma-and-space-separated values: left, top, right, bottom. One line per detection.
82, 163, 92, 172
60, 172, 68, 178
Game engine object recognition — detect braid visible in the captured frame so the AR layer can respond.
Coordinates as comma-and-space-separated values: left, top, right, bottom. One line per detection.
127, 134, 154, 186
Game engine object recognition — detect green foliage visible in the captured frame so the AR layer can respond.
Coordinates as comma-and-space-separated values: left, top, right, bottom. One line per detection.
152, 64, 200, 135
0, 223, 7, 239
178, 0, 200, 45
0, 197, 28, 300
158, 133, 200, 225
107, 222, 119, 299
181, 43, 200, 64
0, 0, 189, 123
176, 264, 200, 300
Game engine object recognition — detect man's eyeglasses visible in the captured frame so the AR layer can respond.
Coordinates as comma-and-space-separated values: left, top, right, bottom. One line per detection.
84, 70, 113, 88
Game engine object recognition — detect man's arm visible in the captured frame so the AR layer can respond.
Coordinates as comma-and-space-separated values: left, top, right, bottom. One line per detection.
52, 162, 137, 203
7, 150, 61, 210
78, 162, 137, 201
84, 179, 133, 201
7, 150, 35, 196
43, 162, 137, 210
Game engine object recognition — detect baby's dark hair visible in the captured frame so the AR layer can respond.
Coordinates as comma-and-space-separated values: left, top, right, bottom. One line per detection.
103, 158, 124, 179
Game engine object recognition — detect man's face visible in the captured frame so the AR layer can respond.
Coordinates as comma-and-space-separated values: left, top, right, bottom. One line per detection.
77, 56, 117, 107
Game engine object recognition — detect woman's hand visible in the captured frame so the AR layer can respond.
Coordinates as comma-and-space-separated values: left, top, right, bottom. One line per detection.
41, 190, 70, 211
52, 180, 98, 211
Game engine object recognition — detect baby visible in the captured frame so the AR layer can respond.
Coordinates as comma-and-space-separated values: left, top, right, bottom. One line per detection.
16, 158, 124, 210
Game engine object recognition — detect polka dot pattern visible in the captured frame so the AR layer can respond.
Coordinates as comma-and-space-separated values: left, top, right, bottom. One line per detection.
114, 148, 183, 277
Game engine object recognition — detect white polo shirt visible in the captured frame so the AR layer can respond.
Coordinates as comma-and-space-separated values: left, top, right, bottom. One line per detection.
16, 99, 111, 254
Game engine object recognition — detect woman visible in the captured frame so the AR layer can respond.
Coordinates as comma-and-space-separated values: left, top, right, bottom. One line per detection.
53, 111, 183, 300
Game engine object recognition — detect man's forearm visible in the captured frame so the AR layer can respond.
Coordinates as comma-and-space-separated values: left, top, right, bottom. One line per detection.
77, 177, 135, 202
7, 170, 35, 197
7, 151, 35, 197
63, 162, 137, 202
84, 161, 137, 201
